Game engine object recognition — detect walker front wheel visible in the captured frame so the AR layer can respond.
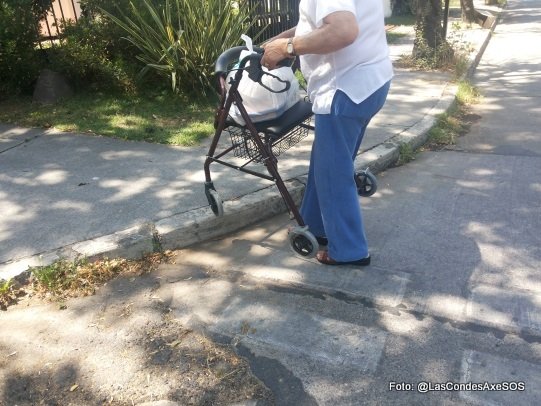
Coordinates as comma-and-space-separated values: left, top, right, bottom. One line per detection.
355, 169, 377, 197
288, 226, 318, 258
207, 189, 224, 216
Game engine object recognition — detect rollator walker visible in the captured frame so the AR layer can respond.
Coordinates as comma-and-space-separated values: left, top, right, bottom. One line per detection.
203, 46, 377, 258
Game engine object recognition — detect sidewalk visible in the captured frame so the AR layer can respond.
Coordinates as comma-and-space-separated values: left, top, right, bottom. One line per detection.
0, 3, 500, 281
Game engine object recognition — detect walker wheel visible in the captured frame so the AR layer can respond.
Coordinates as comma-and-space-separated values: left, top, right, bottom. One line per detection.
207, 189, 224, 216
288, 226, 318, 258
355, 169, 377, 197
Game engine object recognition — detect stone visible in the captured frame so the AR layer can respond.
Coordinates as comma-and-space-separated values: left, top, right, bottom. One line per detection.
32, 69, 73, 105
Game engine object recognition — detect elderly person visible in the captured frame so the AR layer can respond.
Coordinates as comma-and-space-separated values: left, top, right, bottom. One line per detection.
261, 0, 393, 266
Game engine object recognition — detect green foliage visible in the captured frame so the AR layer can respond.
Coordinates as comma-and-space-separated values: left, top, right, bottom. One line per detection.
77, 0, 154, 63
427, 83, 480, 148
397, 142, 416, 165
456, 80, 480, 105
0, 0, 52, 96
295, 69, 306, 89
31, 258, 83, 294
0, 279, 17, 309
29, 253, 171, 299
400, 39, 455, 70
0, 278, 11, 294
100, 0, 185, 93
46, 18, 138, 93
428, 110, 463, 146
101, 0, 255, 95
173, 0, 256, 94
0, 90, 216, 145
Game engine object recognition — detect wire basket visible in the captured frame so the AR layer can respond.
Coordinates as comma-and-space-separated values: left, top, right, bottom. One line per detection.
227, 118, 311, 163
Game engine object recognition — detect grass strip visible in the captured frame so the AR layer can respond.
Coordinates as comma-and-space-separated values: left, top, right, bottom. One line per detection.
0, 91, 217, 146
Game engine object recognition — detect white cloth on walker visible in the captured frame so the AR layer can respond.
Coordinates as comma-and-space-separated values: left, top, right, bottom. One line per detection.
226, 49, 300, 126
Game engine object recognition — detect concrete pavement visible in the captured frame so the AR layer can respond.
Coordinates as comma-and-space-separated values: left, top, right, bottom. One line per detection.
0, 2, 501, 281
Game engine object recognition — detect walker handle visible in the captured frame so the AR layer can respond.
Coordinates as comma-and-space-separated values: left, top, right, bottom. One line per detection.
240, 48, 292, 93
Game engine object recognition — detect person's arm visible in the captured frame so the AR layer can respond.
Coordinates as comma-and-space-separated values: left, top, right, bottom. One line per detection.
261, 26, 297, 46
261, 11, 358, 69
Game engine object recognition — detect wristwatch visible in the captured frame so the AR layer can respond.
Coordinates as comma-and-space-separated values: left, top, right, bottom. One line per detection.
286, 38, 296, 57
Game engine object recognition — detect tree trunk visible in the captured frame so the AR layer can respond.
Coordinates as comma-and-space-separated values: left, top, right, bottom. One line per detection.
412, 0, 453, 63
461, 0, 477, 23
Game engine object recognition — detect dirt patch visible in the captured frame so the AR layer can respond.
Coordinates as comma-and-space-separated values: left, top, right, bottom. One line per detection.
0, 264, 273, 405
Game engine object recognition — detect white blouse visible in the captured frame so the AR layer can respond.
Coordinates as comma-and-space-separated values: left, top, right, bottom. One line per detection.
297, 0, 394, 114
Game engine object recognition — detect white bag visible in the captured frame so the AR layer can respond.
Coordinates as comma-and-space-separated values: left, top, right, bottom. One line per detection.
226, 50, 300, 126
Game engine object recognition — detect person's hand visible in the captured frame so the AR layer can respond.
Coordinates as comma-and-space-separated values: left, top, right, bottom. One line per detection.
261, 38, 291, 70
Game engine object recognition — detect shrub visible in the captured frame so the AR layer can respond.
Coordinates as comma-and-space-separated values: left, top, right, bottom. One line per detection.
0, 0, 52, 96
101, 0, 256, 95
77, 0, 146, 63
46, 17, 138, 93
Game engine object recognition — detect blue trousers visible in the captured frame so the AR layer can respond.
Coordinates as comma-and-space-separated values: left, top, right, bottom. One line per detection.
300, 81, 391, 261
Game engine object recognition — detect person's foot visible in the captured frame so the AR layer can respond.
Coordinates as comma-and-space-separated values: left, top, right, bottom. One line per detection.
316, 250, 371, 266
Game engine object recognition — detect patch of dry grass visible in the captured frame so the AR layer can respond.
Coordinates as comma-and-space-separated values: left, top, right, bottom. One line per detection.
0, 252, 175, 309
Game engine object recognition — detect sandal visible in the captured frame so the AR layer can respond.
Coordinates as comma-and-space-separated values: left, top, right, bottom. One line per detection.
316, 250, 371, 266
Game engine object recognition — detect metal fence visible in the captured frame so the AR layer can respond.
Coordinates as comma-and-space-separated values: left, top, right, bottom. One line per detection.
39, 0, 81, 48
246, 0, 300, 42
39, 0, 299, 47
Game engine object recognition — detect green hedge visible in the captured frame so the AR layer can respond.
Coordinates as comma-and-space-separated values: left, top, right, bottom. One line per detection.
1, 0, 257, 97
46, 17, 139, 93
0, 0, 52, 96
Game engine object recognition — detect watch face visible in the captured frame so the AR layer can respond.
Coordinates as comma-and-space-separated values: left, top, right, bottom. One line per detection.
287, 41, 294, 55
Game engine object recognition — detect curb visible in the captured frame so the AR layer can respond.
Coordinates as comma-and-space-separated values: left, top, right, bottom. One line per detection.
0, 8, 502, 283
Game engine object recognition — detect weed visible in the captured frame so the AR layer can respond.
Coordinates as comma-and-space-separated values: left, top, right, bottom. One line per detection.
0, 279, 11, 295
425, 81, 480, 149
30, 252, 174, 300
0, 279, 17, 310
0, 252, 174, 310
397, 143, 416, 166
427, 110, 463, 146
397, 40, 457, 72
456, 80, 481, 105
394, 79, 481, 160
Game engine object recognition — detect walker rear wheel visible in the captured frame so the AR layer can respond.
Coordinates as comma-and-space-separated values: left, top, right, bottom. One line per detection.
355, 169, 377, 197
288, 226, 318, 258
